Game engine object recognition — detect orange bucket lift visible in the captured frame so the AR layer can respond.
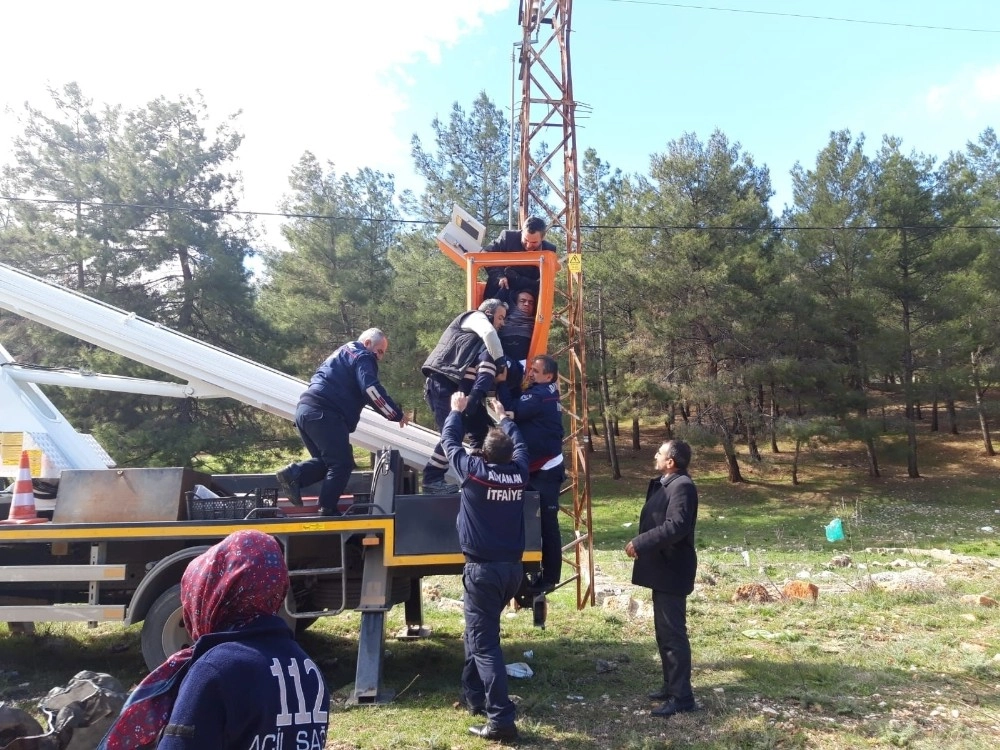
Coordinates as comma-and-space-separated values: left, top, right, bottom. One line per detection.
436, 205, 560, 366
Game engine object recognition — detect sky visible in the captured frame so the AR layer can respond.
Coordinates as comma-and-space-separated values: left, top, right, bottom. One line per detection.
3, 0, 1000, 247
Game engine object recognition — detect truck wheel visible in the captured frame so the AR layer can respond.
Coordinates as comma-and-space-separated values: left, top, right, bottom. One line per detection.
141, 584, 189, 670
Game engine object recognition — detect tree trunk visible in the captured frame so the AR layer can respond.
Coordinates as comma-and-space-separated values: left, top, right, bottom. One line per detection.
864, 436, 881, 478
631, 417, 640, 451
769, 391, 779, 453
589, 418, 600, 438
971, 351, 996, 456
791, 438, 801, 486
930, 399, 939, 432
719, 421, 744, 483
745, 393, 761, 462
602, 408, 621, 479
946, 399, 958, 434
900, 264, 919, 478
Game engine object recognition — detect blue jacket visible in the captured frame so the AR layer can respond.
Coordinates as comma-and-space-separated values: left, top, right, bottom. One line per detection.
500, 381, 563, 470
442, 410, 529, 562
299, 341, 402, 430
158, 615, 329, 749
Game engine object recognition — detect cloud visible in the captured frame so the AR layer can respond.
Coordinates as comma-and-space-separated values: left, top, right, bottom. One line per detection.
0, 0, 511, 223
923, 63, 1000, 119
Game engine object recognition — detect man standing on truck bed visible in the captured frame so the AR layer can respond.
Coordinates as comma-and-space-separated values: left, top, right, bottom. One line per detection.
277, 328, 408, 516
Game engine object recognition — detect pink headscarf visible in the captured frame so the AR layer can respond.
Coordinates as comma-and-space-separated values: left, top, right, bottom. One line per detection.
101, 530, 289, 750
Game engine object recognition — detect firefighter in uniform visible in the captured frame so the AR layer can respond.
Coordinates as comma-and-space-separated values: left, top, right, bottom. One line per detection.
441, 392, 528, 743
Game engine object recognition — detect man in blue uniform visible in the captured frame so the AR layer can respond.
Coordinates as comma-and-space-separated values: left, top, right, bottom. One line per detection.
421, 299, 507, 493
277, 328, 408, 515
625, 440, 700, 718
441, 392, 528, 743
497, 354, 564, 591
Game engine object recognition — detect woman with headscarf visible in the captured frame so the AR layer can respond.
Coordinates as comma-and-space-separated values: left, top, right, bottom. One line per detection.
100, 529, 329, 749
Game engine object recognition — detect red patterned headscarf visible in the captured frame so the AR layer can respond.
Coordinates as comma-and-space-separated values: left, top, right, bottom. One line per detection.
100, 530, 289, 750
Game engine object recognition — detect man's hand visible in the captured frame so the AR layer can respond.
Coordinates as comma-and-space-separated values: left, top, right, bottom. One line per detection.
398, 413, 410, 428
451, 392, 469, 413
498, 277, 510, 289
625, 541, 637, 559
486, 397, 507, 425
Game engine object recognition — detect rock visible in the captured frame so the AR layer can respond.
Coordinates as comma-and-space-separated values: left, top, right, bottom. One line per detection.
781, 581, 819, 602
0, 705, 44, 746
595, 659, 618, 674
868, 568, 946, 592
960, 642, 987, 654
960, 594, 998, 608
830, 555, 852, 568
732, 583, 773, 603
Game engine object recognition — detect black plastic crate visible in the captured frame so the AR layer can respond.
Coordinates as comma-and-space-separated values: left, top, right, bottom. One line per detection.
186, 488, 279, 520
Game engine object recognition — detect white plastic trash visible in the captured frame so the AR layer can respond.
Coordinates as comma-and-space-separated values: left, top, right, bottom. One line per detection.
192, 484, 219, 499
505, 662, 533, 678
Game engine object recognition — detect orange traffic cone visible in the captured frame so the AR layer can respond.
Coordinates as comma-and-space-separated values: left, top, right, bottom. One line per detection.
1, 450, 48, 525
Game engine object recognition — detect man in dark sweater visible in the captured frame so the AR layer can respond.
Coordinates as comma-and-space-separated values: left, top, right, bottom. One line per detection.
277, 328, 408, 515
441, 392, 529, 743
498, 290, 536, 364
625, 440, 700, 718
482, 215, 557, 301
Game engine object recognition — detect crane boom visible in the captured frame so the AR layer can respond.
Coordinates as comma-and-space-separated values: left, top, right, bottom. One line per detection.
0, 262, 441, 472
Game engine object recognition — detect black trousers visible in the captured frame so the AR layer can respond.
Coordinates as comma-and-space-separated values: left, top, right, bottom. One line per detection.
651, 589, 694, 702
293, 403, 354, 514
529, 466, 564, 586
461, 561, 523, 726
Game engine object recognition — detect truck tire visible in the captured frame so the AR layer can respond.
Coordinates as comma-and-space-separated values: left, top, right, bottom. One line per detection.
141, 586, 310, 669
141, 584, 189, 670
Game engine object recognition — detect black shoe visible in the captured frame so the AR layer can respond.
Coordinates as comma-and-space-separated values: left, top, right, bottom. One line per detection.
525, 573, 555, 595
468, 723, 518, 742
651, 697, 699, 717
466, 704, 486, 717
318, 506, 340, 517
647, 685, 670, 701
275, 467, 303, 506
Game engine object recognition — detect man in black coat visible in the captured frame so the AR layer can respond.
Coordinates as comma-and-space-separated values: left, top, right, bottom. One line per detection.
482, 215, 557, 301
625, 440, 700, 718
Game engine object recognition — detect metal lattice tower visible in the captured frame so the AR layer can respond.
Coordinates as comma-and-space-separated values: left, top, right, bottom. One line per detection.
517, 0, 594, 608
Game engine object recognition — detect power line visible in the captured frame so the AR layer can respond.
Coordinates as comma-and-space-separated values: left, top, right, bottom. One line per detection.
2, 195, 998, 232
604, 0, 1000, 34
0, 195, 431, 226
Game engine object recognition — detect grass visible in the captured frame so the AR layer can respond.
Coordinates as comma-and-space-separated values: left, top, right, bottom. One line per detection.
2, 420, 1000, 748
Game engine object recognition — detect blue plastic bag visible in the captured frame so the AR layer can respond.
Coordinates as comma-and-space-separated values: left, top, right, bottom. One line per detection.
825, 518, 845, 542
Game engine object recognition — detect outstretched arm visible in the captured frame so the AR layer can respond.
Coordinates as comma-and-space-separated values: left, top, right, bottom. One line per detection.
441, 393, 471, 481
355, 355, 408, 426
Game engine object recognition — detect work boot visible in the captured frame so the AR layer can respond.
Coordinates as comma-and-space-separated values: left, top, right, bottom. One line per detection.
276, 465, 303, 506
650, 697, 699, 717
647, 685, 670, 701
468, 722, 518, 742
